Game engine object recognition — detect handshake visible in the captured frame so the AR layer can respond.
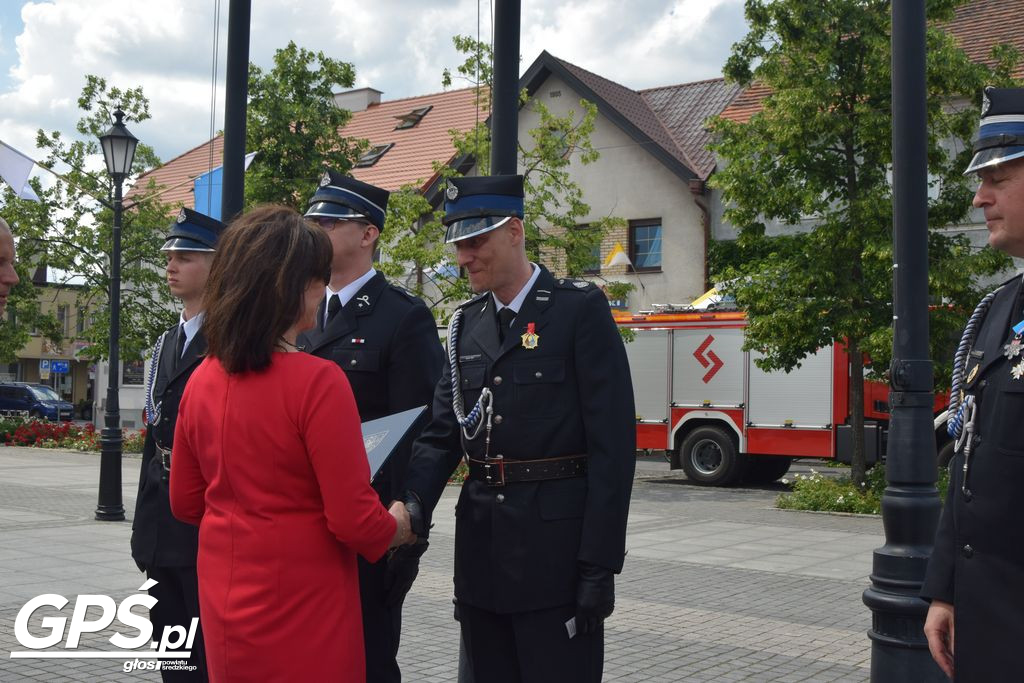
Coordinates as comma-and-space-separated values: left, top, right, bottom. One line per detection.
387, 493, 426, 549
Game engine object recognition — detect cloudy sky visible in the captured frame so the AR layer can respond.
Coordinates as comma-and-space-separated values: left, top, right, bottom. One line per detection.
0, 0, 748, 164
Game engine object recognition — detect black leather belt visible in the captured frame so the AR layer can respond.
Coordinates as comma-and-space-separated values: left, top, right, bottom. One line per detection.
466, 454, 587, 487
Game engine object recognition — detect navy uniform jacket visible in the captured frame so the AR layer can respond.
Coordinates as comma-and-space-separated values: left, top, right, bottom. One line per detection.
404, 265, 636, 614
130, 325, 204, 568
922, 274, 1024, 679
298, 271, 444, 502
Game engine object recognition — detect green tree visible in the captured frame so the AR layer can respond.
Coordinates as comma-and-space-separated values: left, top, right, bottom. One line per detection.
708, 0, 1018, 487
244, 41, 366, 210
378, 35, 627, 314
1, 76, 177, 363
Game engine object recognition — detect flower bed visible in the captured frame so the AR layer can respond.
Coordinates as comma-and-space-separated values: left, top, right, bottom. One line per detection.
0, 416, 146, 453
776, 462, 950, 514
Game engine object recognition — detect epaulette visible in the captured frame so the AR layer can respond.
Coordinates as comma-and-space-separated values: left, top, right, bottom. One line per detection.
459, 291, 490, 310
386, 283, 421, 304
555, 277, 597, 292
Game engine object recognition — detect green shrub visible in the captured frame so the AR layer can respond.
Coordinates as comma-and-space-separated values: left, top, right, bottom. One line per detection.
777, 462, 950, 514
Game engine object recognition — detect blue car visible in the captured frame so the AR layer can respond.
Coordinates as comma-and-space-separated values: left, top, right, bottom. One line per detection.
0, 382, 75, 421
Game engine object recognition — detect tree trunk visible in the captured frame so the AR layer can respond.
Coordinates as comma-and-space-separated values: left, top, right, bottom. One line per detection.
848, 337, 867, 488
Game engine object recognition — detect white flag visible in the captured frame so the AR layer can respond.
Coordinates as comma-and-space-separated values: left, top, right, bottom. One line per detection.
0, 140, 40, 202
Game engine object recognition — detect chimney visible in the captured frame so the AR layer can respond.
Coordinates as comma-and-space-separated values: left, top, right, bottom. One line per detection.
333, 87, 383, 113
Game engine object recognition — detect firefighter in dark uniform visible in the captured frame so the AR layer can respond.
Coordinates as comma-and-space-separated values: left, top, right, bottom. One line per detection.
397, 175, 636, 683
923, 87, 1024, 681
131, 208, 224, 681
297, 170, 444, 683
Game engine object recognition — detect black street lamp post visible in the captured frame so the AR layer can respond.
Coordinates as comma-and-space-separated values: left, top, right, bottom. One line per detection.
861, 2, 945, 679
95, 109, 138, 522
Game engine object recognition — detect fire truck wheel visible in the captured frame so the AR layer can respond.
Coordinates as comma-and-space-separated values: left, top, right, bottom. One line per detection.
745, 456, 792, 484
678, 426, 746, 486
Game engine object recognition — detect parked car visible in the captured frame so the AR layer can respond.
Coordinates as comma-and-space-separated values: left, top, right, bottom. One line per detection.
0, 382, 75, 421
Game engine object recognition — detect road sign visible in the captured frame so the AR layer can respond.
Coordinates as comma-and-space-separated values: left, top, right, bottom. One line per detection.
50, 360, 70, 374
39, 359, 50, 381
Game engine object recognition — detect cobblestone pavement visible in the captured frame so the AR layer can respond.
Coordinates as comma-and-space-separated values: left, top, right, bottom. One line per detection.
0, 449, 879, 681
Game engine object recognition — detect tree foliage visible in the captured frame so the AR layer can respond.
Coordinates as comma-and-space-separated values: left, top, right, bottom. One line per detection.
244, 41, 366, 210
708, 0, 1018, 485
378, 35, 626, 315
1, 76, 177, 364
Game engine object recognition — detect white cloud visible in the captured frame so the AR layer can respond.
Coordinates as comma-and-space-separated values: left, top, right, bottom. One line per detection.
0, 0, 747, 165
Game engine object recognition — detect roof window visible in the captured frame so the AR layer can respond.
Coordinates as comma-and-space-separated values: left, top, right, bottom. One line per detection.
354, 142, 394, 168
393, 105, 433, 130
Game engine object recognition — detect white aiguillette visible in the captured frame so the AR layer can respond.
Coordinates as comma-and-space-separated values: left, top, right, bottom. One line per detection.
361, 405, 429, 483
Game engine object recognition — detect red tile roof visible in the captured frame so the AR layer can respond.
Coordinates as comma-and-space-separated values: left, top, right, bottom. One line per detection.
133, 87, 482, 209
718, 0, 1024, 123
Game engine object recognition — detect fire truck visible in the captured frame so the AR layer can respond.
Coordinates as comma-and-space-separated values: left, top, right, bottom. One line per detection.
615, 302, 951, 486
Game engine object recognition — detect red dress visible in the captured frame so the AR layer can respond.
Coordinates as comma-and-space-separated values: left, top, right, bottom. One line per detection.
170, 352, 395, 682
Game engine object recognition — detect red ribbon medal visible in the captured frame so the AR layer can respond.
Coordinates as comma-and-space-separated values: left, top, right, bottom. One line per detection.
521, 322, 539, 350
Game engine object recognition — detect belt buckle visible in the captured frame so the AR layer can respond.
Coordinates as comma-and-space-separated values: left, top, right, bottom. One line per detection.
158, 445, 172, 472
484, 455, 505, 487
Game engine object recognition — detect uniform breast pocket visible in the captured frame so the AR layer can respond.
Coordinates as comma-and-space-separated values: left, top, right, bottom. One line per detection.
459, 362, 487, 408
513, 357, 567, 419
332, 347, 380, 374
996, 382, 1024, 456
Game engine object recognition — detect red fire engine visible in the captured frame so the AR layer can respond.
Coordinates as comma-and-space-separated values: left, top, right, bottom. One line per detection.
615, 305, 950, 486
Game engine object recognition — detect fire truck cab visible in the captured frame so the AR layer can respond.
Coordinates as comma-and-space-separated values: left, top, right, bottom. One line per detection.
615, 303, 949, 486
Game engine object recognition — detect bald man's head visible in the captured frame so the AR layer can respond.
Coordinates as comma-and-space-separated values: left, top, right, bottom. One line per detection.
0, 217, 20, 317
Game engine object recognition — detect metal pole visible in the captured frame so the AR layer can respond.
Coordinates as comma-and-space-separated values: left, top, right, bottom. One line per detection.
95, 179, 124, 521
489, 0, 521, 176
221, 0, 251, 222
862, 0, 944, 678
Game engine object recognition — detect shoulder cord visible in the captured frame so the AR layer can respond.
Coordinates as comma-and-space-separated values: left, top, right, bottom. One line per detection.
447, 308, 493, 441
947, 288, 1001, 441
144, 333, 165, 426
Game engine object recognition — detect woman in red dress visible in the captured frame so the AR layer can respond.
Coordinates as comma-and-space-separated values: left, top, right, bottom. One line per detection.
170, 205, 413, 682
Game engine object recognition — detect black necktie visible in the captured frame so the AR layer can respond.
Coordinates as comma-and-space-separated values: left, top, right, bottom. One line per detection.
175, 325, 187, 361
325, 295, 341, 329
497, 307, 516, 344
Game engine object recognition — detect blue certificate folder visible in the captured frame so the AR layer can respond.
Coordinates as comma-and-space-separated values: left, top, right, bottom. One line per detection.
361, 405, 428, 483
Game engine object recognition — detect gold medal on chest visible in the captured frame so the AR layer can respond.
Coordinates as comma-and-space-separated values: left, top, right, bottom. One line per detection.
521, 322, 539, 350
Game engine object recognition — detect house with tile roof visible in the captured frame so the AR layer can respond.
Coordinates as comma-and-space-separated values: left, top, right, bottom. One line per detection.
484, 51, 742, 310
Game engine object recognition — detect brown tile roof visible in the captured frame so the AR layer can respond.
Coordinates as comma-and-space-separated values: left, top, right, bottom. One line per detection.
133, 87, 481, 209
641, 78, 743, 178
946, 0, 1024, 80
341, 87, 481, 192
130, 135, 223, 208
524, 52, 740, 181
718, 0, 1024, 123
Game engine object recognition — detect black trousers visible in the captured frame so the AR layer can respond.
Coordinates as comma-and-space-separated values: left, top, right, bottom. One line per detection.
459, 602, 603, 683
358, 553, 418, 683
146, 565, 207, 682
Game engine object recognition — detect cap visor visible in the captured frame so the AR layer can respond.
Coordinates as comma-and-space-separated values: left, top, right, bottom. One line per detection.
965, 146, 1024, 174
444, 216, 511, 244
161, 237, 214, 252
305, 201, 367, 220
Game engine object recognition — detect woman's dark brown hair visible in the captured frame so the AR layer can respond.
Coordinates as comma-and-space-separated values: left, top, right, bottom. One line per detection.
203, 204, 331, 373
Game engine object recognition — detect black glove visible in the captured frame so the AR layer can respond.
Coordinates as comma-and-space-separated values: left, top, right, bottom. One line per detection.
385, 539, 428, 607
575, 562, 614, 635
402, 490, 429, 539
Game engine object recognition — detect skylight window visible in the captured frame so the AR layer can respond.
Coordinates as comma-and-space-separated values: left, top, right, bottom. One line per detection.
354, 142, 394, 168
393, 105, 433, 130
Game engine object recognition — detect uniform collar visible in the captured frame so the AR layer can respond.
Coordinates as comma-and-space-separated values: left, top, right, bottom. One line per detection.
325, 267, 376, 325
178, 311, 204, 356
492, 263, 540, 315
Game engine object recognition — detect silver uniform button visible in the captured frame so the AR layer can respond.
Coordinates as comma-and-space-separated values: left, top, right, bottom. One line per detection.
350, 359, 357, 366
494, 415, 503, 424
496, 494, 505, 503
535, 371, 543, 379
493, 376, 503, 385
